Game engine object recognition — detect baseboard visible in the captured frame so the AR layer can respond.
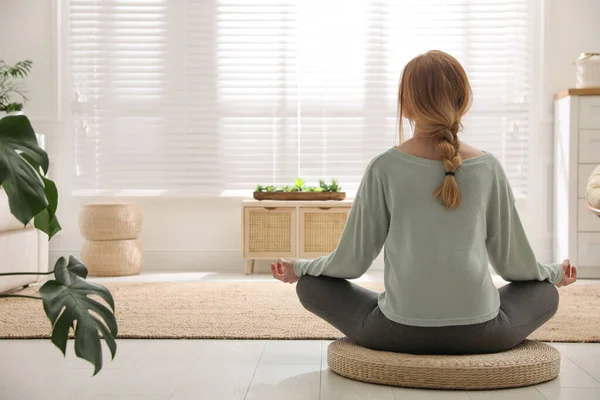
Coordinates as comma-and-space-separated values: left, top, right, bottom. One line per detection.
578, 266, 600, 279
50, 249, 386, 274
50, 250, 248, 273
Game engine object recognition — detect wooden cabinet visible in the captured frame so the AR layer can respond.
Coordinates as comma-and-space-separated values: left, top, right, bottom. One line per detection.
554, 90, 600, 278
242, 200, 352, 274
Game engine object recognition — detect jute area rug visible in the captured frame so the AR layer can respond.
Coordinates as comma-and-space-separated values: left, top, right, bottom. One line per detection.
0, 282, 598, 342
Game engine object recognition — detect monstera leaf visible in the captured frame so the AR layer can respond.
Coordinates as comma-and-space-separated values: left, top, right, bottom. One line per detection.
39, 256, 118, 375
0, 115, 60, 238
33, 176, 61, 238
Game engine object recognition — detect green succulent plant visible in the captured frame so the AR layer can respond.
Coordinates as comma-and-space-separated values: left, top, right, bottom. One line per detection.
294, 178, 305, 192
255, 178, 342, 193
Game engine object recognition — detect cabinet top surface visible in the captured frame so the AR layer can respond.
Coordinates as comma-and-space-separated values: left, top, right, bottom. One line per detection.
243, 199, 353, 207
555, 88, 600, 100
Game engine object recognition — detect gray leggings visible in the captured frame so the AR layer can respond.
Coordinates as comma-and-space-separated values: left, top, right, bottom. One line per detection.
296, 275, 559, 354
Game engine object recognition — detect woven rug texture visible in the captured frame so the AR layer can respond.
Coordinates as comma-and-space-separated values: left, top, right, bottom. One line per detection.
0, 282, 598, 342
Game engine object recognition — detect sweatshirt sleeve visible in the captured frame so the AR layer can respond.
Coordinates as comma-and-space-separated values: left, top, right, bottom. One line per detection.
293, 160, 390, 279
486, 162, 563, 284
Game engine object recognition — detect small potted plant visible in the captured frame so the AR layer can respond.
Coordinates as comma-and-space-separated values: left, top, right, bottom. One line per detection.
254, 178, 345, 200
0, 59, 32, 117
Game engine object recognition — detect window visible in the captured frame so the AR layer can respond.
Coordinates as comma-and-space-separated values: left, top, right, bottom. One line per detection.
70, 0, 533, 196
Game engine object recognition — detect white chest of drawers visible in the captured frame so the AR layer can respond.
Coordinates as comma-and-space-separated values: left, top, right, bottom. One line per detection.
554, 89, 600, 278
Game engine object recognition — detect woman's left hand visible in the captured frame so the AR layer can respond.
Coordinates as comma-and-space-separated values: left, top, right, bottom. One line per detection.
271, 258, 299, 284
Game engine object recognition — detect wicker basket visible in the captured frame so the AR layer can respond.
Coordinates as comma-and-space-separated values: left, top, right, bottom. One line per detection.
81, 239, 144, 277
79, 204, 142, 241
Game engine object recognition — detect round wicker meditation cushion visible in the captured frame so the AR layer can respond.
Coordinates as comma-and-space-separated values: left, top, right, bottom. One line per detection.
328, 338, 560, 390
81, 239, 144, 277
79, 204, 142, 241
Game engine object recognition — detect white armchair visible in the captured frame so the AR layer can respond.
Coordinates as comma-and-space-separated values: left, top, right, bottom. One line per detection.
0, 191, 49, 293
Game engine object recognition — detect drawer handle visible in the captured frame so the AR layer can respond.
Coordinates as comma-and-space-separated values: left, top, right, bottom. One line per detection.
319, 207, 332, 210
264, 207, 277, 211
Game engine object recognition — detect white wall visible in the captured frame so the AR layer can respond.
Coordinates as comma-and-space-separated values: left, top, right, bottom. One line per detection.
531, 0, 600, 262
1, 0, 599, 272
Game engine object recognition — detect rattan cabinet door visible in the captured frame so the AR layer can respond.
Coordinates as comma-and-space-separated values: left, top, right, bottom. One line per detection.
299, 207, 350, 258
244, 207, 296, 258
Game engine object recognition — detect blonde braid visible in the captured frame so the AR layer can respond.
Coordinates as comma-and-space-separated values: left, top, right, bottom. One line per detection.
433, 123, 462, 208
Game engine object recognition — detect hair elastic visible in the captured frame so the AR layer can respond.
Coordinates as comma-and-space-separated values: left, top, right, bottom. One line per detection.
445, 171, 456, 176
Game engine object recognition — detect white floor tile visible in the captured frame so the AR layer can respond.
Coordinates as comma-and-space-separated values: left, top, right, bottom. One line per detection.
391, 388, 470, 399
200, 340, 265, 363
467, 386, 545, 399
535, 356, 600, 389
0, 340, 59, 360
245, 364, 321, 400
259, 340, 322, 365
321, 340, 334, 368
535, 387, 600, 400
16, 368, 98, 400
84, 364, 190, 397
92, 396, 170, 400
551, 343, 600, 382
171, 360, 260, 400
0, 367, 41, 400
321, 368, 396, 400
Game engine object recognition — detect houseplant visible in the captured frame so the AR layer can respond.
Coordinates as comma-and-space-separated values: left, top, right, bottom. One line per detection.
0, 114, 117, 375
0, 59, 32, 114
254, 178, 345, 200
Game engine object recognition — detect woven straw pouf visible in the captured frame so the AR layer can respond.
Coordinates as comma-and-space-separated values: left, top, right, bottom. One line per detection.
80, 239, 144, 277
79, 204, 143, 277
328, 338, 560, 390
79, 204, 142, 240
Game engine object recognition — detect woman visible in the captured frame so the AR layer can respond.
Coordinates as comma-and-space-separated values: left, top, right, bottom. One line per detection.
271, 50, 576, 355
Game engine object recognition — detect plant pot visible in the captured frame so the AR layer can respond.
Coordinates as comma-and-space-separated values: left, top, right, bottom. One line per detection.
253, 192, 346, 201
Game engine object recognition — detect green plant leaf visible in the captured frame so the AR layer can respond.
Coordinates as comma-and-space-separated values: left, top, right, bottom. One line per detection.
330, 178, 341, 192
0, 116, 47, 174
294, 178, 304, 190
65, 255, 89, 279
39, 257, 117, 376
34, 208, 61, 239
32, 176, 61, 238
0, 115, 49, 225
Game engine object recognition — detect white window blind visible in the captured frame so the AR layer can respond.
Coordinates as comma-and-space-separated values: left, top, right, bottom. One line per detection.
70, 0, 533, 197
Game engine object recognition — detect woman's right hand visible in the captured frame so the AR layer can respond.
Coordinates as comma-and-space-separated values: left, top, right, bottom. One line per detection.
556, 259, 577, 287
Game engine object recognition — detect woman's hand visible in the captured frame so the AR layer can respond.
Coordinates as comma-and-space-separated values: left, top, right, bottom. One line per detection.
556, 259, 577, 287
271, 258, 299, 284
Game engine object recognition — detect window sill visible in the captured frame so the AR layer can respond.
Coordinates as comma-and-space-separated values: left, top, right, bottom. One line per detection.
71, 189, 359, 200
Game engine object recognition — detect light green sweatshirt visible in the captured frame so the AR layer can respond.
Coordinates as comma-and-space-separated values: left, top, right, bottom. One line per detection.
294, 148, 564, 327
